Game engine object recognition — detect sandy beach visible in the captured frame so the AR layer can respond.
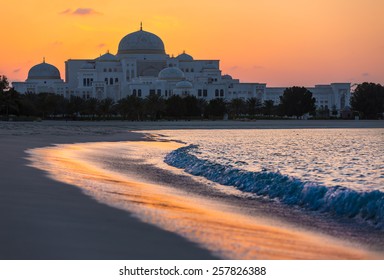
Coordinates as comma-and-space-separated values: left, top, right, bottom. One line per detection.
1, 120, 383, 259
0, 122, 216, 259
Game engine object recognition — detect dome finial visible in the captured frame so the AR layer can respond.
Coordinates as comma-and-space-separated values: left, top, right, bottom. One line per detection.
43, 57, 45, 63
140, 22, 142, 31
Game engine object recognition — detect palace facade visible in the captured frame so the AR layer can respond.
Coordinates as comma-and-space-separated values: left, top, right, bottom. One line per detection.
13, 26, 351, 114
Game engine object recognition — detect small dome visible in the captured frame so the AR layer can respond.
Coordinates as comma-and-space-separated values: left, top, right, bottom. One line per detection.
96, 52, 117, 61
118, 29, 165, 55
176, 52, 193, 61
81, 62, 95, 70
176, 80, 193, 88
27, 60, 61, 80
158, 67, 185, 81
222, 74, 233, 80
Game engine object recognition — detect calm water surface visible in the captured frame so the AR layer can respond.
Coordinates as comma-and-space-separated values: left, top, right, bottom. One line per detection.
156, 129, 383, 192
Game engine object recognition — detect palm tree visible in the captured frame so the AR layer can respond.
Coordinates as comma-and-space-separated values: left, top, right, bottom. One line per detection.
183, 95, 201, 118
246, 97, 261, 116
165, 95, 184, 119
85, 98, 99, 120
144, 93, 165, 120
98, 98, 114, 120
206, 98, 227, 118
263, 100, 274, 117
229, 98, 245, 118
0, 88, 19, 118
68, 96, 85, 118
197, 98, 208, 118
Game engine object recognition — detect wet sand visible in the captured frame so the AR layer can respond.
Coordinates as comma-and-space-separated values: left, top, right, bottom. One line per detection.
28, 140, 384, 259
0, 126, 214, 259
1, 120, 383, 259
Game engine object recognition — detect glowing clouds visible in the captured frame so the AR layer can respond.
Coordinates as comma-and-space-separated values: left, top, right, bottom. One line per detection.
60, 8, 102, 16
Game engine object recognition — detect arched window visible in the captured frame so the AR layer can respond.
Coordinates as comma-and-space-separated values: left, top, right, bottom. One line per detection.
105, 78, 108, 85
215, 89, 219, 97
110, 78, 113, 85
220, 89, 224, 97
133, 89, 137, 96
138, 89, 142, 97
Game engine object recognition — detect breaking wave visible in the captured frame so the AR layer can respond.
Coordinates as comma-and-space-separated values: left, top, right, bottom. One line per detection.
165, 145, 384, 229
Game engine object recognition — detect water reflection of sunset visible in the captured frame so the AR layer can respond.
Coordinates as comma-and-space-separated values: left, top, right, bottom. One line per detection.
28, 141, 379, 259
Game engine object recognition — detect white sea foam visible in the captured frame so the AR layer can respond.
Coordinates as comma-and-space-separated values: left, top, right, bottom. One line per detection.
152, 129, 384, 227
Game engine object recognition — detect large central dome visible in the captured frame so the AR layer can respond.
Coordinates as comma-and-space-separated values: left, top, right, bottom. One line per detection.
117, 28, 165, 55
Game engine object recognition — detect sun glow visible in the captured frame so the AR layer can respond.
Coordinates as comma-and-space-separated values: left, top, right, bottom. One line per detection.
2, 0, 383, 86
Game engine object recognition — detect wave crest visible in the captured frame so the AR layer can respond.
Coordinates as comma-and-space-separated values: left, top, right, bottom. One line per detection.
165, 145, 384, 228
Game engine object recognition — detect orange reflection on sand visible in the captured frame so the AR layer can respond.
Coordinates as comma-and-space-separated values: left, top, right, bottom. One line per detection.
28, 142, 379, 259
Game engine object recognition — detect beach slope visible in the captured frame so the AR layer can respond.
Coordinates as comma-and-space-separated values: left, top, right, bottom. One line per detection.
0, 129, 215, 259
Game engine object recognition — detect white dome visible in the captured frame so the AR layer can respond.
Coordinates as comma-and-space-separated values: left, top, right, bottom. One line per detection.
118, 29, 165, 55
222, 74, 233, 80
158, 67, 185, 81
176, 80, 193, 88
176, 52, 193, 61
27, 61, 61, 80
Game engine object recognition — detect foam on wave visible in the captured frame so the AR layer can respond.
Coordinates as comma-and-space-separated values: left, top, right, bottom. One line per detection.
165, 145, 384, 228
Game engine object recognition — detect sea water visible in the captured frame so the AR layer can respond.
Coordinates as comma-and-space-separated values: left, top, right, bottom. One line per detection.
27, 127, 384, 259
157, 128, 384, 228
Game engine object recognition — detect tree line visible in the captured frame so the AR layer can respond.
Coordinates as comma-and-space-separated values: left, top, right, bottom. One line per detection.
0, 89, 279, 121
1, 75, 383, 120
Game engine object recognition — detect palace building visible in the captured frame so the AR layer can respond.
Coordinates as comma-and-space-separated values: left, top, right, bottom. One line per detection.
13, 26, 351, 114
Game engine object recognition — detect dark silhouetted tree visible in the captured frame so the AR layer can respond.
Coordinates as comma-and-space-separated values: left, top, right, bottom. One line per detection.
279, 86, 316, 118
229, 98, 245, 118
206, 98, 227, 118
68, 96, 85, 117
263, 100, 275, 116
0, 88, 19, 117
98, 98, 114, 119
117, 95, 143, 120
246, 97, 262, 116
18, 93, 38, 116
145, 93, 165, 120
351, 82, 384, 119
165, 95, 185, 119
0, 75, 9, 91
183, 95, 201, 118
35, 93, 66, 118
197, 98, 208, 118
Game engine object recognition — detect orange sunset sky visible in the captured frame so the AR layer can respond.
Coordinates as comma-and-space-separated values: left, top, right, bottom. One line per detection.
1, 0, 383, 87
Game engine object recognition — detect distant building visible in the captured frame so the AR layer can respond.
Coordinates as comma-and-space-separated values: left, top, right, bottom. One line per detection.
12, 58, 67, 96
13, 26, 351, 115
